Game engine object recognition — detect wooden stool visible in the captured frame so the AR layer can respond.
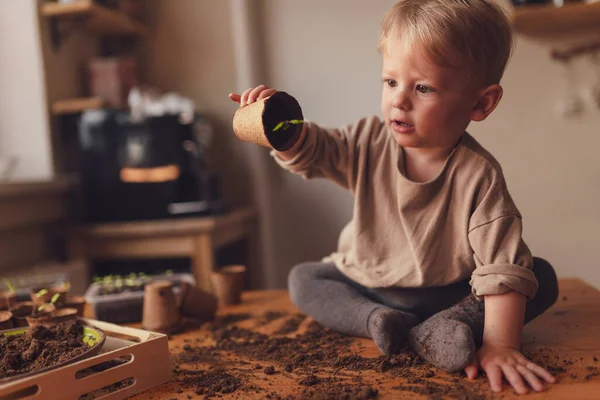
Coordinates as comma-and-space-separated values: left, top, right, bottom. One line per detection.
67, 207, 257, 293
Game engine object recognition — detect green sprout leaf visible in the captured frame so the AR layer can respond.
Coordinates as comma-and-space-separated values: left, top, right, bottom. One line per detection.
36, 289, 48, 298
38, 304, 47, 312
50, 293, 60, 305
3, 279, 15, 294
272, 119, 304, 132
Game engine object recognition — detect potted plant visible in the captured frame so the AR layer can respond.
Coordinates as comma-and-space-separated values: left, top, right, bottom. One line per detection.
232, 91, 304, 151
29, 283, 69, 307
0, 280, 17, 311
25, 294, 78, 328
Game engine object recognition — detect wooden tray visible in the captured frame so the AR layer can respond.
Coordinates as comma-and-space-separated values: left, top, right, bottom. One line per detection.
0, 319, 171, 400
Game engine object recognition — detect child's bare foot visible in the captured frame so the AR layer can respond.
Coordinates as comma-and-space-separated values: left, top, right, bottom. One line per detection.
367, 307, 418, 355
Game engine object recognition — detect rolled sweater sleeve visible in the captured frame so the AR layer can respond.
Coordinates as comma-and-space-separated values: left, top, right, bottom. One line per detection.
270, 116, 382, 191
468, 167, 538, 301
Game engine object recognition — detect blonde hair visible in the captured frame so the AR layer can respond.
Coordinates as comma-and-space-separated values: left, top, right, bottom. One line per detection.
378, 0, 514, 86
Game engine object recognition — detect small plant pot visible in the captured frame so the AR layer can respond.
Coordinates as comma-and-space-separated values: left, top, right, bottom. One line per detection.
232, 91, 304, 151
210, 265, 246, 306
0, 290, 17, 311
9, 302, 34, 327
30, 285, 69, 307
177, 281, 218, 320
142, 281, 180, 333
63, 295, 86, 317
25, 307, 77, 328
0, 310, 14, 330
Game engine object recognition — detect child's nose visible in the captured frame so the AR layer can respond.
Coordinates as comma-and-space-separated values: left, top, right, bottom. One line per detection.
392, 90, 412, 111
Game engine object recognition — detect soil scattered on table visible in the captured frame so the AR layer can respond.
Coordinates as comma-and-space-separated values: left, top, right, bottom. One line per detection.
171, 310, 593, 399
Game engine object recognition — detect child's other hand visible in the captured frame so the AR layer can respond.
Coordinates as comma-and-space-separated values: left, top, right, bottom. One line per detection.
464, 344, 555, 395
229, 85, 276, 107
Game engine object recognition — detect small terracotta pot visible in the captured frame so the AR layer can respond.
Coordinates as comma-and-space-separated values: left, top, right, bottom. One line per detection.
0, 310, 14, 331
178, 282, 218, 320
232, 91, 304, 151
210, 265, 246, 306
9, 302, 34, 328
30, 285, 69, 307
25, 307, 77, 328
142, 281, 180, 333
63, 295, 86, 317
0, 290, 17, 311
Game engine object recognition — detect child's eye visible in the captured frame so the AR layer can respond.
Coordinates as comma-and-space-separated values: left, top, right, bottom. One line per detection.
416, 84, 434, 94
384, 79, 397, 88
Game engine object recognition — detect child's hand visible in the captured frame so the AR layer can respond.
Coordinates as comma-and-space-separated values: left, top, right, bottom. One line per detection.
464, 344, 555, 395
229, 85, 276, 107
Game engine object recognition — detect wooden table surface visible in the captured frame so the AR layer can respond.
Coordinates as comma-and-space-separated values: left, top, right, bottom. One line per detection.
133, 278, 600, 399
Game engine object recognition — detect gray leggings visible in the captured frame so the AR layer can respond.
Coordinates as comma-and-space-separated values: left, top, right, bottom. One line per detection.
288, 257, 558, 339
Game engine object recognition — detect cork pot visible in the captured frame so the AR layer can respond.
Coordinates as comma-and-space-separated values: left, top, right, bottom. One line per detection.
25, 307, 78, 328
178, 281, 218, 320
0, 290, 17, 311
9, 302, 34, 327
210, 265, 246, 306
142, 281, 180, 333
232, 91, 304, 151
0, 311, 13, 330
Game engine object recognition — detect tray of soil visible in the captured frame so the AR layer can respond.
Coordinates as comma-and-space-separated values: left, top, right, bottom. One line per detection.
232, 91, 304, 151
0, 319, 171, 400
84, 272, 195, 323
0, 320, 106, 383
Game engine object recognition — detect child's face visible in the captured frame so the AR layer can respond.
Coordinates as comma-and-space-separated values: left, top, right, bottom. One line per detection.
381, 40, 480, 152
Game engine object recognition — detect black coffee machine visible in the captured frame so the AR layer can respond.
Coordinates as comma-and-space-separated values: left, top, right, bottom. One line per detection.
77, 109, 225, 223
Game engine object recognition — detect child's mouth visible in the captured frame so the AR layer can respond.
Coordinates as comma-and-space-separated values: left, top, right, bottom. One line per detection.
391, 120, 415, 133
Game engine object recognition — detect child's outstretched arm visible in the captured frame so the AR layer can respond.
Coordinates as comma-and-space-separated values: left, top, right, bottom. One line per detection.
464, 291, 555, 395
230, 85, 382, 191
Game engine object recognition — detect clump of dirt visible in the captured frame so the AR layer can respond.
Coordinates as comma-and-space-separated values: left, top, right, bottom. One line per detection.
0, 320, 89, 379
264, 365, 276, 375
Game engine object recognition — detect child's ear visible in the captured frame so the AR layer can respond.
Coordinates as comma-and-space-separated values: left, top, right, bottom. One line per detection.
470, 84, 503, 122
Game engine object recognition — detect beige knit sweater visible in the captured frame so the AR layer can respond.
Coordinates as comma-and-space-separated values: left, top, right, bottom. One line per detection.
271, 116, 538, 300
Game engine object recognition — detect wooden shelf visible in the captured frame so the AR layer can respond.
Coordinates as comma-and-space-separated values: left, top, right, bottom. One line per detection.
52, 97, 104, 115
512, 2, 600, 37
41, 0, 148, 37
